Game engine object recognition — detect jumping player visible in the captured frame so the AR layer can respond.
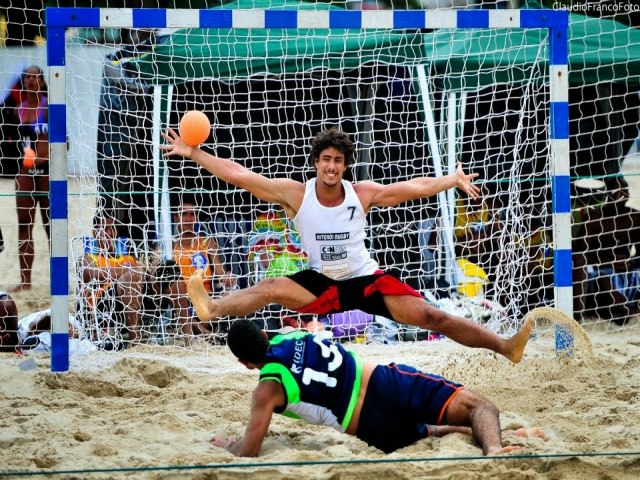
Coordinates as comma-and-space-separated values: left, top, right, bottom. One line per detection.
161, 127, 532, 363
210, 320, 545, 456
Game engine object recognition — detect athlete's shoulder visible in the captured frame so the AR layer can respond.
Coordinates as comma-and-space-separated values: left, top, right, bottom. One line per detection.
352, 180, 383, 192
352, 181, 383, 211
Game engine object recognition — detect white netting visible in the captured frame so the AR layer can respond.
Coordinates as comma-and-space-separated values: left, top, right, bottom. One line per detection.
66, 17, 551, 354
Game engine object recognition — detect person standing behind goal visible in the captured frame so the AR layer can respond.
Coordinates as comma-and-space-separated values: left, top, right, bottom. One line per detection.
161, 127, 532, 363
12, 66, 50, 293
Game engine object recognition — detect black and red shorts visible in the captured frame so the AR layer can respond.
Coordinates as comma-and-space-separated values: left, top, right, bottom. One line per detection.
287, 269, 423, 319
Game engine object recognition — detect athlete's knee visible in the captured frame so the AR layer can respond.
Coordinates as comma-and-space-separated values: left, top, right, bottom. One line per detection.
446, 389, 499, 425
406, 301, 444, 329
466, 392, 500, 421
17, 219, 33, 234
473, 395, 500, 416
256, 277, 296, 302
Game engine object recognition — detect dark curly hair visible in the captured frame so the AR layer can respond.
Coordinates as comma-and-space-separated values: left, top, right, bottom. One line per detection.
309, 128, 356, 170
227, 319, 270, 364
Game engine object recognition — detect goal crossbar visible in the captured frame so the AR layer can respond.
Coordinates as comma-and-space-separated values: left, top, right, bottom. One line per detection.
45, 7, 570, 372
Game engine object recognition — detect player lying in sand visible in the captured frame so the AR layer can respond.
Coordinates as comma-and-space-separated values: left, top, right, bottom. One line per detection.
210, 320, 545, 457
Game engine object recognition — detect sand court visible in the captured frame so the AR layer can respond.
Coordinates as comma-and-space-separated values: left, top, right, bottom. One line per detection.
1, 175, 640, 479
1, 317, 639, 479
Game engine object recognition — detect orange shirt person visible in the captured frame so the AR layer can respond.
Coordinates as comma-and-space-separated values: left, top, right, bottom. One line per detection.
172, 201, 236, 293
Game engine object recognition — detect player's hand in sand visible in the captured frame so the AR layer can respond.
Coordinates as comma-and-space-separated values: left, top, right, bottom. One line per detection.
160, 128, 194, 158
487, 426, 547, 455
187, 270, 218, 322
210, 433, 238, 451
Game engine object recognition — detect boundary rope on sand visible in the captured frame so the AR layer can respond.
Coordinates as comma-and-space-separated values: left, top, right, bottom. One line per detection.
1, 451, 639, 477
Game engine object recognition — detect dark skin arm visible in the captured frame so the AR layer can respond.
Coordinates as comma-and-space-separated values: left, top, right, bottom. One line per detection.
212, 380, 286, 457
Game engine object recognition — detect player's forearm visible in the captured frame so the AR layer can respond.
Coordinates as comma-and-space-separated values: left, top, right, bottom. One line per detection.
413, 174, 458, 197
189, 147, 246, 184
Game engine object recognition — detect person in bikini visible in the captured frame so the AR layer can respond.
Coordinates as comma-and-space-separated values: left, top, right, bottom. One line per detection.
161, 127, 533, 363
11, 65, 49, 292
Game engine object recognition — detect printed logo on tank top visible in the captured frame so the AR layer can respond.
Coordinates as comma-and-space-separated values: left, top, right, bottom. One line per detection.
316, 232, 350, 278
320, 245, 347, 261
316, 232, 350, 241
290, 339, 305, 375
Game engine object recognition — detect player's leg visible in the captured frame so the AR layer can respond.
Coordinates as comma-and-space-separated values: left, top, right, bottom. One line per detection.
383, 294, 532, 363
188, 270, 317, 322
165, 277, 201, 336
428, 425, 472, 437
114, 269, 145, 343
38, 173, 51, 239
444, 388, 520, 456
12, 174, 37, 291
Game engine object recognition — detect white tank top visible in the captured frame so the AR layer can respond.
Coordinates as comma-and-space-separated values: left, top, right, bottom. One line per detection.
292, 178, 379, 280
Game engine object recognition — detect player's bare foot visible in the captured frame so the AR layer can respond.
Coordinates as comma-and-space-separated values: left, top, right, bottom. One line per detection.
509, 427, 547, 441
503, 315, 533, 363
187, 270, 217, 321
487, 445, 523, 456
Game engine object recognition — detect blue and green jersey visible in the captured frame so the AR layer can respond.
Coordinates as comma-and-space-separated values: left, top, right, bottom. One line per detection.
259, 331, 363, 431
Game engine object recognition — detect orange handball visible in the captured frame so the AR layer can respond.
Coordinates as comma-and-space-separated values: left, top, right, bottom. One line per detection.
23, 147, 36, 169
179, 110, 211, 147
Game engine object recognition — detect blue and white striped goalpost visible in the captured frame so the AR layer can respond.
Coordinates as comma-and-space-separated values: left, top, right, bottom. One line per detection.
45, 7, 571, 372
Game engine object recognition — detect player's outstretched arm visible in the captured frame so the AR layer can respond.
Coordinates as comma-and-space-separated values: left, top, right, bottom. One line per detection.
160, 128, 304, 211
213, 381, 283, 457
357, 162, 480, 210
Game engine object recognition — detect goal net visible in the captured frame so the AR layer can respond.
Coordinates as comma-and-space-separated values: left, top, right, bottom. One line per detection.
2, 2, 578, 371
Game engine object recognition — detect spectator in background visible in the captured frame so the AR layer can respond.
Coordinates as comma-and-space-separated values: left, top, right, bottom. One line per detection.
0, 292, 95, 355
454, 190, 492, 270
0, 291, 19, 352
77, 209, 148, 345
172, 199, 236, 294
17, 308, 95, 355
165, 199, 236, 337
454, 188, 553, 313
11, 65, 49, 293
581, 176, 640, 324
571, 179, 606, 320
